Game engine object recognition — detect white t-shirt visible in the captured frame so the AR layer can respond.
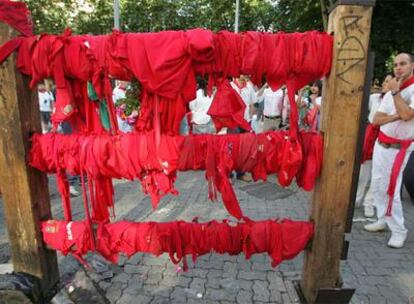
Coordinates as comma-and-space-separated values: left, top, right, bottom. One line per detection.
38, 91, 54, 112
378, 83, 414, 140
257, 88, 286, 117
230, 81, 257, 122
189, 89, 213, 125
368, 93, 382, 123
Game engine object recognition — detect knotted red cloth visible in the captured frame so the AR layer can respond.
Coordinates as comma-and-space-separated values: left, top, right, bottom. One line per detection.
0, 0, 32, 37
0, 0, 33, 64
41, 220, 93, 266
207, 78, 251, 132
361, 123, 379, 163
29, 131, 323, 220
42, 218, 314, 271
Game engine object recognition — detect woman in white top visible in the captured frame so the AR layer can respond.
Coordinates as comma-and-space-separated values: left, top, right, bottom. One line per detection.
189, 78, 215, 134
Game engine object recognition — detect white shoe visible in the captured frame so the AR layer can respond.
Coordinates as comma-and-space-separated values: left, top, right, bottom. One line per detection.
364, 205, 375, 218
388, 232, 407, 248
69, 185, 80, 197
364, 220, 386, 232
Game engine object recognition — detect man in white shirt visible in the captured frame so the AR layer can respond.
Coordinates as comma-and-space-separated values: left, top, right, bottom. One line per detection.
38, 83, 54, 134
356, 75, 392, 217
230, 75, 257, 125
256, 83, 287, 131
229, 75, 256, 182
364, 53, 414, 248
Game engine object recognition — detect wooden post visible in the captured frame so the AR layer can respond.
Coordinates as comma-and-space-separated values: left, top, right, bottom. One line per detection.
0, 24, 59, 296
301, 1, 375, 303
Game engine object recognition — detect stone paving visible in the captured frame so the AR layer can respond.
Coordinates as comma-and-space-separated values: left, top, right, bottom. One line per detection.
1, 171, 414, 303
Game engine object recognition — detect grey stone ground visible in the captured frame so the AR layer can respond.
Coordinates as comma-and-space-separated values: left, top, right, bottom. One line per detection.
1, 171, 414, 303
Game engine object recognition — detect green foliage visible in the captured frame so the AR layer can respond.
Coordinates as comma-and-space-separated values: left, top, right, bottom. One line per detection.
115, 81, 141, 116
23, 0, 113, 34
371, 0, 414, 79
121, 0, 278, 32
272, 0, 327, 32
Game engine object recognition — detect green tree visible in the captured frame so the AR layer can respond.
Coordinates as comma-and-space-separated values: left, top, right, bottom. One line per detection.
121, 0, 277, 32
370, 0, 414, 79
24, 0, 113, 34
272, 0, 414, 80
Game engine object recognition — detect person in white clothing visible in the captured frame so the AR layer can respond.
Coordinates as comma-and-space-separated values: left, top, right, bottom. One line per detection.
38, 82, 54, 134
356, 75, 392, 217
364, 53, 414, 248
230, 75, 257, 125
229, 75, 256, 182
189, 79, 215, 134
256, 83, 288, 131
113, 81, 133, 133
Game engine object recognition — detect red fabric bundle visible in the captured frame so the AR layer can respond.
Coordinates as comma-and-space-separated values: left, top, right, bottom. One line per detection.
277, 136, 303, 187
1, 28, 333, 135
186, 28, 216, 75
126, 31, 197, 135
88, 218, 313, 269
0, 0, 33, 64
41, 220, 93, 264
207, 78, 251, 132
30, 130, 323, 220
213, 31, 243, 77
0, 0, 33, 37
240, 31, 264, 87
361, 123, 379, 163
296, 132, 323, 191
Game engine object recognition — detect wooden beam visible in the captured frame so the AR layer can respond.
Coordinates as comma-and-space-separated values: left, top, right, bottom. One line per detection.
0, 24, 59, 295
300, 2, 374, 303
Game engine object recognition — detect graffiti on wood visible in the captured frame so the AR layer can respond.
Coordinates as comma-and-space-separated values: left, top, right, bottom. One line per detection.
336, 15, 366, 86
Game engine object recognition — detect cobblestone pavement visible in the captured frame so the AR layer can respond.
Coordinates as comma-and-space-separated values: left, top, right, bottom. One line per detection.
1, 171, 414, 303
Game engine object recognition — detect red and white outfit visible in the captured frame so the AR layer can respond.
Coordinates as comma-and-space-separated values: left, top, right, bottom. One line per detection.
356, 93, 383, 208
230, 80, 257, 124
371, 79, 414, 234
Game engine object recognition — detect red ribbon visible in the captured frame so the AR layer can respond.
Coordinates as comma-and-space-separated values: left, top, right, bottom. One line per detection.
399, 75, 414, 91
361, 123, 379, 163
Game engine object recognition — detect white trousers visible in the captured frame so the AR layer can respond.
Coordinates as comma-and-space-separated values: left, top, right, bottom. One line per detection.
371, 141, 410, 234
355, 160, 374, 207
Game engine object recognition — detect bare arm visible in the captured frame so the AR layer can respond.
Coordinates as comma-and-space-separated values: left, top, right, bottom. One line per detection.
372, 111, 400, 126
256, 83, 269, 98
393, 93, 414, 121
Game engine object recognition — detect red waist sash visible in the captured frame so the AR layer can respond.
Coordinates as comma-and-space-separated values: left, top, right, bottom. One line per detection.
361, 123, 379, 163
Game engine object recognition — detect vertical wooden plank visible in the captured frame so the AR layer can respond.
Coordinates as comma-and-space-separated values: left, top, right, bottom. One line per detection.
300, 1, 374, 303
0, 24, 59, 294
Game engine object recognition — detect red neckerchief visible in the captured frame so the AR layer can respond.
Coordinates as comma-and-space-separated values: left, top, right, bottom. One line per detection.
399, 75, 414, 91
233, 79, 247, 91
